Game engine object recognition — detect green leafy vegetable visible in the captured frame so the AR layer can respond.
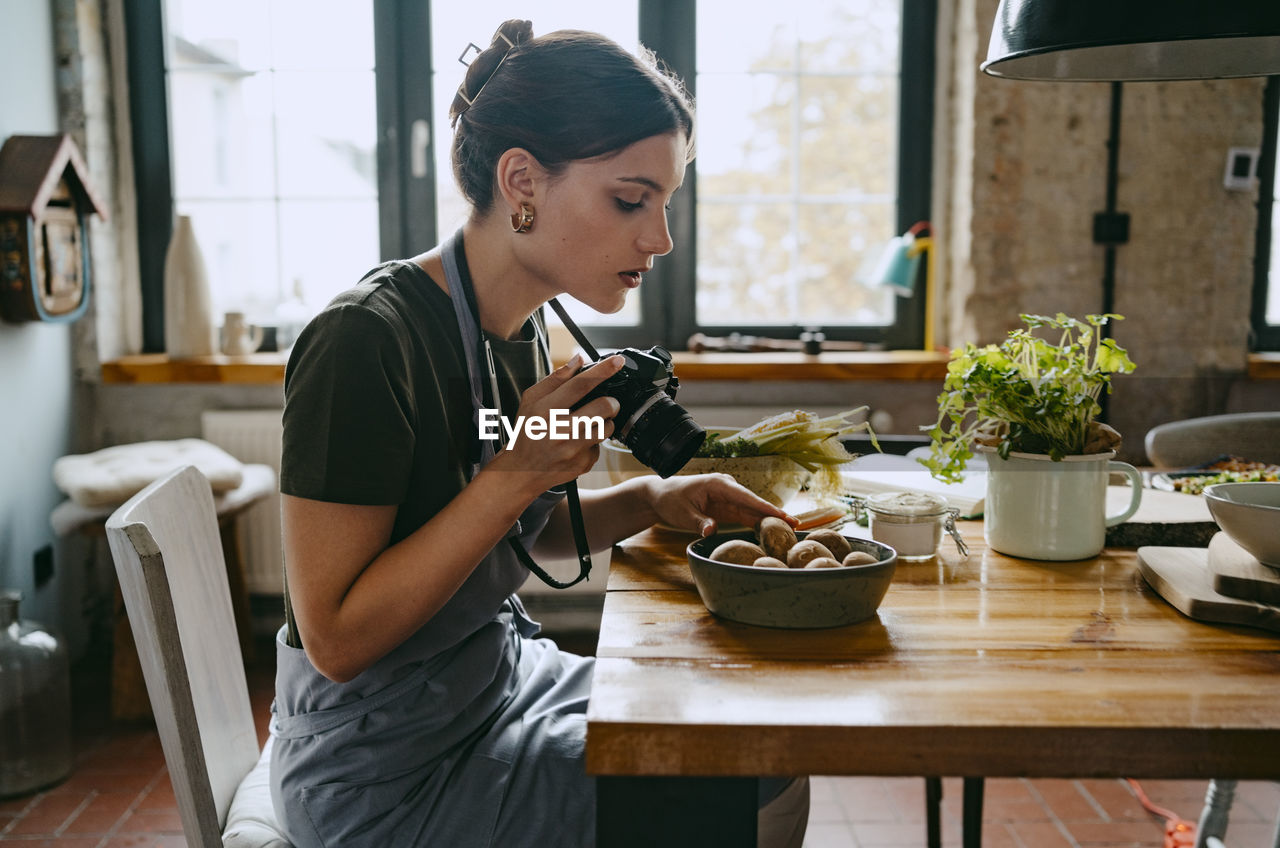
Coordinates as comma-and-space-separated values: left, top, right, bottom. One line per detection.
695, 408, 877, 472
921, 313, 1136, 483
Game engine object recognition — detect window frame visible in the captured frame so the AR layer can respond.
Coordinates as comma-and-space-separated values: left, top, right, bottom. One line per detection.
615, 0, 937, 352
1253, 76, 1279, 352
126, 0, 933, 353
124, 0, 433, 353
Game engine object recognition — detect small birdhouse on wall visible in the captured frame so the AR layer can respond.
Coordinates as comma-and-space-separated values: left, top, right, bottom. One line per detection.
0, 134, 107, 323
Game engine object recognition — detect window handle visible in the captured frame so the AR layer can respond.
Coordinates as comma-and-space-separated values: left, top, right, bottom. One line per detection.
410, 119, 430, 178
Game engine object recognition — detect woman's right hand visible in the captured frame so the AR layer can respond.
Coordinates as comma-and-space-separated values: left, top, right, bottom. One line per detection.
485, 352, 625, 493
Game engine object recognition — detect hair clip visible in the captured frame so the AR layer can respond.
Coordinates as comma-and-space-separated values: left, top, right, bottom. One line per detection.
454, 31, 519, 116
458, 42, 482, 68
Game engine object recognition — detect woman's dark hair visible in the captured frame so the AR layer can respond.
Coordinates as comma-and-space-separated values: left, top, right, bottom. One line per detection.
449, 20, 695, 212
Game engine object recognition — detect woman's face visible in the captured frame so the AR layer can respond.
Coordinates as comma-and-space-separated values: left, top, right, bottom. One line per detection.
525, 131, 687, 314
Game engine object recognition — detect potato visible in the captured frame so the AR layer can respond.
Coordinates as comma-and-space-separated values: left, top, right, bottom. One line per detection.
709, 539, 766, 565
803, 556, 843, 569
842, 550, 879, 566
755, 516, 798, 560
786, 539, 833, 569
753, 556, 788, 569
805, 529, 852, 561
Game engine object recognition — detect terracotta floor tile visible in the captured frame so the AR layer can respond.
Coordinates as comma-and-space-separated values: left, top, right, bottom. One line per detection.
809, 798, 847, 824
984, 798, 1054, 823
133, 780, 177, 813
1223, 820, 1280, 845
1008, 820, 1078, 848
4, 792, 88, 836
1065, 819, 1163, 845
802, 822, 857, 847
1236, 780, 1280, 822
985, 778, 1036, 803
100, 835, 189, 848
1078, 779, 1149, 821
0, 839, 101, 848
0, 797, 35, 815
883, 790, 929, 824
61, 791, 137, 835
115, 808, 183, 834
1030, 779, 1109, 822
980, 822, 1021, 848
52, 769, 156, 797
851, 822, 931, 845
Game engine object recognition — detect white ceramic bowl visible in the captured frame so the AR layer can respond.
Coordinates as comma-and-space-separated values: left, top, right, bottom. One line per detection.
1203, 482, 1280, 567
686, 531, 897, 628
601, 429, 812, 507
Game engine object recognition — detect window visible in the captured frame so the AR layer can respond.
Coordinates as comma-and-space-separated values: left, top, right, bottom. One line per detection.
1254, 76, 1280, 351
127, 1, 933, 353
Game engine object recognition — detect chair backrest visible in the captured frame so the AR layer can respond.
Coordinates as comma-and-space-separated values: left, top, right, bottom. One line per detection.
106, 465, 260, 847
1144, 411, 1280, 468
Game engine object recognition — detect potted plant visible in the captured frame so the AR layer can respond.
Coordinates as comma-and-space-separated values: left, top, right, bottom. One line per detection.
921, 313, 1143, 560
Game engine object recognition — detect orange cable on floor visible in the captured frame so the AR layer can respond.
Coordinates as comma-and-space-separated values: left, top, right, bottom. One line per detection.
1127, 779, 1197, 848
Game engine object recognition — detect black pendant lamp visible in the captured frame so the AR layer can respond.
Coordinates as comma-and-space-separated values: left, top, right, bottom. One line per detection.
982, 0, 1280, 82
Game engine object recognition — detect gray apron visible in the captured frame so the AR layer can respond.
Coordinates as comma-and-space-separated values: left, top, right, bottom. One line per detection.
270, 232, 595, 847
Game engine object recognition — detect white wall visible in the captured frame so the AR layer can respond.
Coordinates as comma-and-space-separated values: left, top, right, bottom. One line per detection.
0, 1, 80, 643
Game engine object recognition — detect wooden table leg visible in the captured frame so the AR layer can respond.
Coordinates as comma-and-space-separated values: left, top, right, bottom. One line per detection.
597, 776, 757, 847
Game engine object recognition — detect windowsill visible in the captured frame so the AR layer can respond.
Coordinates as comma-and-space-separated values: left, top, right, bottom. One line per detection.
98, 351, 1280, 385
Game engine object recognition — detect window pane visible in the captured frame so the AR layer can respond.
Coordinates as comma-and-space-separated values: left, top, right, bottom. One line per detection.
274, 71, 378, 199
696, 74, 794, 197
430, 3, 640, 327
796, 1, 899, 74
697, 202, 794, 325
1271, 209, 1280, 325
177, 200, 278, 316
796, 202, 896, 324
696, 1, 795, 73
696, 0, 902, 329
798, 75, 897, 197
279, 199, 380, 313
165, 0, 378, 330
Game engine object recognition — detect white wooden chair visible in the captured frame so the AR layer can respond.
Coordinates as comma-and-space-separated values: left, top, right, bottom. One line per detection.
106, 465, 292, 847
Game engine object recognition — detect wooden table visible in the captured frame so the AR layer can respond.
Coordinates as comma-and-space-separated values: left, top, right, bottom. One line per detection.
586, 523, 1280, 846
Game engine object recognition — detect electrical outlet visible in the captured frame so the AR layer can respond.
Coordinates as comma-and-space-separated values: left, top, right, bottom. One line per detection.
33, 544, 54, 587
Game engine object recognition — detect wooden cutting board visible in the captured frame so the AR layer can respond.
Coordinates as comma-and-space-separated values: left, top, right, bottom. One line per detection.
1106, 486, 1218, 548
1137, 545, 1280, 634
1209, 531, 1280, 606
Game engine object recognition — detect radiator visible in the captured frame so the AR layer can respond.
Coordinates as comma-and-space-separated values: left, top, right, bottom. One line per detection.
201, 409, 284, 595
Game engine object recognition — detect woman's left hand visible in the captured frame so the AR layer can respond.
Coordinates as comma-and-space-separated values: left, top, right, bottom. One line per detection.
649, 473, 797, 537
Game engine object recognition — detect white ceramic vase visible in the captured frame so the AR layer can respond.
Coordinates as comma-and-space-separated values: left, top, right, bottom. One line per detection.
163, 215, 216, 357
982, 447, 1143, 561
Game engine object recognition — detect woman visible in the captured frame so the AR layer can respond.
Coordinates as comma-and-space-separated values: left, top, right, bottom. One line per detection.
271, 20, 808, 847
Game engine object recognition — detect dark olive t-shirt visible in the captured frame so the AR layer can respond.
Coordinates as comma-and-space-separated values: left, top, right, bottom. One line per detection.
280, 260, 549, 548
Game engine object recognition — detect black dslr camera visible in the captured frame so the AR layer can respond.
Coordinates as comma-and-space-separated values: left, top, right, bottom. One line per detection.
576, 346, 705, 479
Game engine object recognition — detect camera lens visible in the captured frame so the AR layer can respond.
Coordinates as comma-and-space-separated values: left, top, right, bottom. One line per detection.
624, 395, 706, 479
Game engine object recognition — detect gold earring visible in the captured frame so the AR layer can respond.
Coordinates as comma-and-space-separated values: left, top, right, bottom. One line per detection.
510, 202, 535, 233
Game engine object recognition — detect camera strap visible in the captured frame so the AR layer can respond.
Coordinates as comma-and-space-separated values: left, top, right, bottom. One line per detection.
441, 229, 593, 590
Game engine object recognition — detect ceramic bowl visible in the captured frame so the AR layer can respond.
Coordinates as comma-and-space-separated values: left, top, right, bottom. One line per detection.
601, 429, 811, 507
1203, 482, 1280, 567
686, 531, 897, 628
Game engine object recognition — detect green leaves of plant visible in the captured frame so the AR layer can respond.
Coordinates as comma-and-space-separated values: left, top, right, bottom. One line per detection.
920, 314, 1136, 483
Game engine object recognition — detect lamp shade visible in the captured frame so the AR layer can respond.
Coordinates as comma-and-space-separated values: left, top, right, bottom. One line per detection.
982, 0, 1280, 81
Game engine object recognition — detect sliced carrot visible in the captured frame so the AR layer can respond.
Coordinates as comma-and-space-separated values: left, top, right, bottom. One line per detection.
793, 505, 847, 531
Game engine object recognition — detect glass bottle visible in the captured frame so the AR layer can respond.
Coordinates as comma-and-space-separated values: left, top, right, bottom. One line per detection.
0, 591, 72, 797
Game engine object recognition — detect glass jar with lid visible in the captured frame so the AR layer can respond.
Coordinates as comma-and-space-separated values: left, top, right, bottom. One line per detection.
0, 590, 72, 797
856, 492, 968, 560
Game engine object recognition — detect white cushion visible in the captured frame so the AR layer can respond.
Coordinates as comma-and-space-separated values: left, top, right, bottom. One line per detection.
223, 736, 292, 848
53, 439, 244, 508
